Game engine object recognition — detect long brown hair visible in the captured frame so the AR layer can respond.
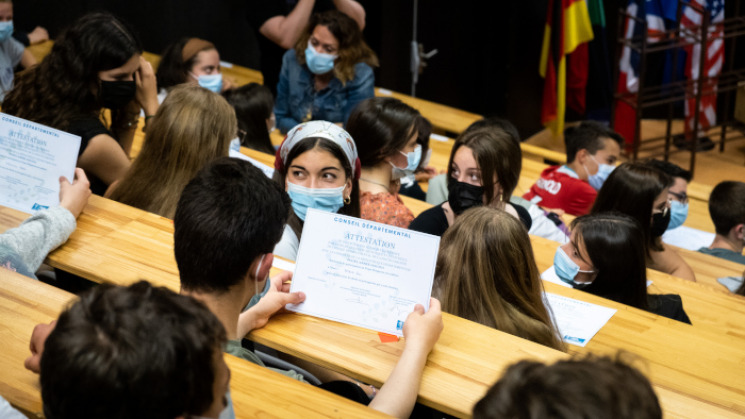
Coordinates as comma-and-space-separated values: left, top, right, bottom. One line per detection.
435, 207, 565, 350
294, 10, 378, 84
108, 85, 235, 218
447, 125, 522, 205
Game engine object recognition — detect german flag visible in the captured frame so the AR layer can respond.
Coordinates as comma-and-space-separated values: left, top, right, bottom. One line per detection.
540, 0, 594, 137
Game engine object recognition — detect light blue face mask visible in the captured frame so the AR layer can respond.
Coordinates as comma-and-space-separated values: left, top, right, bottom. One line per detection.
304, 42, 337, 75
667, 200, 689, 230
229, 137, 241, 153
391, 145, 422, 180
0, 21, 13, 43
193, 72, 223, 93
586, 155, 615, 191
287, 182, 345, 221
553, 247, 595, 287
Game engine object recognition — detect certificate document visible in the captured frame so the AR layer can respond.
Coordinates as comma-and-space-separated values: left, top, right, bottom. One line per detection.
287, 209, 440, 336
0, 113, 80, 213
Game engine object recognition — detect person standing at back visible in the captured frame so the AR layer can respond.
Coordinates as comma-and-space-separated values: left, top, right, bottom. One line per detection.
523, 121, 623, 216
247, 0, 365, 96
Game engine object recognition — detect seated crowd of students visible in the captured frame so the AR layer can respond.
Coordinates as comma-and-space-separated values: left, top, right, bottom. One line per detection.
1, 8, 744, 419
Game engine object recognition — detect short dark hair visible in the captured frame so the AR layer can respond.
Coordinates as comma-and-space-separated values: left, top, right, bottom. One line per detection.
40, 281, 226, 419
591, 162, 672, 255
222, 83, 276, 155
709, 181, 745, 236
572, 213, 649, 310
473, 355, 662, 419
347, 97, 421, 167
564, 121, 623, 163
448, 121, 522, 205
175, 157, 291, 293
644, 159, 692, 182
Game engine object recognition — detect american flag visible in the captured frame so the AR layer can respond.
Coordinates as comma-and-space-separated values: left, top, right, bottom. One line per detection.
681, 0, 725, 137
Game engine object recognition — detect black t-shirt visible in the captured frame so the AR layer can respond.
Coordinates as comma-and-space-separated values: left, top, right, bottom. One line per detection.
66, 117, 114, 196
247, 0, 336, 96
648, 294, 691, 324
408, 203, 533, 237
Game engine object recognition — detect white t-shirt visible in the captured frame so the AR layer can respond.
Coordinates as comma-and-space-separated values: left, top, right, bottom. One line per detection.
273, 224, 299, 262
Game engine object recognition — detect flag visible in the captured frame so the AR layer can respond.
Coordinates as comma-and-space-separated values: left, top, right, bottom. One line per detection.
613, 0, 677, 147
540, 0, 594, 137
681, 0, 725, 139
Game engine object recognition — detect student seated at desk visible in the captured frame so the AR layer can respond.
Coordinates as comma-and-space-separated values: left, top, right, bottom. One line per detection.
272, 120, 360, 261
222, 83, 276, 154
698, 181, 745, 265
398, 116, 436, 201
435, 207, 565, 350
0, 169, 90, 279
106, 84, 235, 218
523, 121, 622, 216
347, 97, 421, 228
473, 355, 662, 419
175, 157, 443, 418
591, 162, 696, 282
0, 0, 37, 102
410, 120, 531, 236
646, 159, 692, 232
24, 281, 234, 419
424, 117, 567, 242
156, 37, 233, 98
2, 12, 159, 195
274, 10, 377, 134
554, 213, 691, 323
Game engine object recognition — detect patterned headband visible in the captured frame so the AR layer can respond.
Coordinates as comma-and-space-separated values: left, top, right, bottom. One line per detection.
275, 121, 360, 180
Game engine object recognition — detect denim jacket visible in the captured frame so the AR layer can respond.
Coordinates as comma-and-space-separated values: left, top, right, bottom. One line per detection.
274, 49, 375, 134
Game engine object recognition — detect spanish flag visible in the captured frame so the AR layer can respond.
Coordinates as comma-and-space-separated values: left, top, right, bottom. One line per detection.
540, 0, 594, 137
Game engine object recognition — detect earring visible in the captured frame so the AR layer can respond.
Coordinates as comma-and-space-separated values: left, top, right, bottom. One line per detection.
344, 196, 351, 205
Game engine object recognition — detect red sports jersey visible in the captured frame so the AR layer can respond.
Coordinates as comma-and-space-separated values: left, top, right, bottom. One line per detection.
523, 165, 597, 216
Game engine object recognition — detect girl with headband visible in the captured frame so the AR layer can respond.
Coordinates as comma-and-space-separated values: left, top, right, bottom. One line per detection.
273, 120, 360, 261
156, 37, 233, 100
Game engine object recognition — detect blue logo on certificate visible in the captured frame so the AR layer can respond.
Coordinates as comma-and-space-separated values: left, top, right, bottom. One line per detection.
563, 335, 586, 345
396, 320, 404, 330
31, 203, 49, 211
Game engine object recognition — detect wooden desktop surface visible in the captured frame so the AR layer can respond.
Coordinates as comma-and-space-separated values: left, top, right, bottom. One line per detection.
0, 268, 388, 418
1, 197, 745, 417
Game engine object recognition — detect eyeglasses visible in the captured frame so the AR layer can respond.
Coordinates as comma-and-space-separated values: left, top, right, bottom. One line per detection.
652, 198, 672, 217
669, 190, 689, 204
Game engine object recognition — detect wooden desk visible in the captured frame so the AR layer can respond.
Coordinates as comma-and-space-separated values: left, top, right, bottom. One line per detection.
673, 246, 745, 290
374, 88, 482, 135
251, 285, 743, 418
2, 201, 744, 417
0, 269, 387, 418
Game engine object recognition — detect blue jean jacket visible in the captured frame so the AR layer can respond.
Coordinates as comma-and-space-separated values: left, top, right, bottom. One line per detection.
274, 49, 375, 134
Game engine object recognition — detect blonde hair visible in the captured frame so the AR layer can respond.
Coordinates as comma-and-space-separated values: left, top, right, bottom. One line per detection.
435, 207, 565, 351
109, 85, 236, 218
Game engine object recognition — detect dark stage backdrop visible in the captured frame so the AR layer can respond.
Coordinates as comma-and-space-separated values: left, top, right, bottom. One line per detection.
13, 0, 743, 139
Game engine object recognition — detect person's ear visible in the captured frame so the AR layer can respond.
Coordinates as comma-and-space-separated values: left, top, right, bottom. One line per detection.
735, 223, 745, 241
343, 178, 353, 201
257, 253, 274, 281
576, 149, 589, 165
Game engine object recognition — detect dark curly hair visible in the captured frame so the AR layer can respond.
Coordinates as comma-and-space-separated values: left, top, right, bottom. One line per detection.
2, 12, 142, 130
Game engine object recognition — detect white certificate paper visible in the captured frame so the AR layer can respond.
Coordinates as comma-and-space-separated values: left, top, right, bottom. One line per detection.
544, 292, 617, 347
287, 209, 440, 336
0, 113, 80, 213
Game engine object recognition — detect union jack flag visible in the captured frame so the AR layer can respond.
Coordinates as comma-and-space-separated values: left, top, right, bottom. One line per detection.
681, 0, 725, 137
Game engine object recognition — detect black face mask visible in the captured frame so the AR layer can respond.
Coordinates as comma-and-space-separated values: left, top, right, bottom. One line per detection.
99, 80, 136, 109
447, 178, 484, 215
650, 209, 671, 237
